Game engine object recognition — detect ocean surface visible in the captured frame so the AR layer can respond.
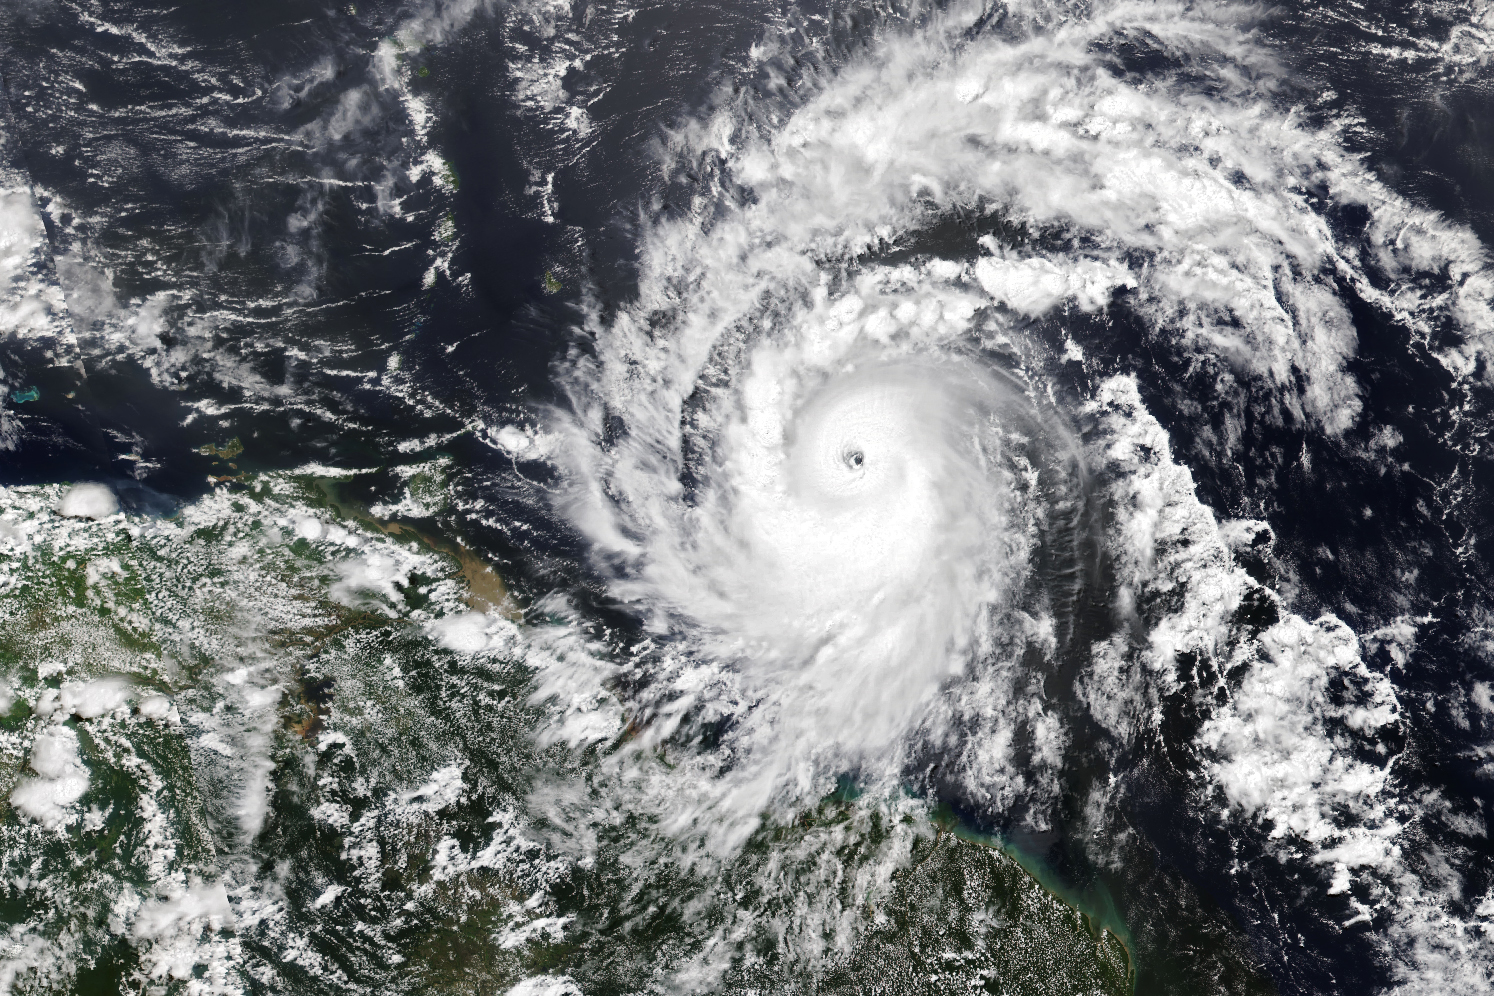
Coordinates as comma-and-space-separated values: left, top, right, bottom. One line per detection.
3, 0, 1494, 993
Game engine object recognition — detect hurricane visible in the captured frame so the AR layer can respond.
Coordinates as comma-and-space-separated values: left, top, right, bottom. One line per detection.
538, 0, 1494, 986
4, 0, 1494, 992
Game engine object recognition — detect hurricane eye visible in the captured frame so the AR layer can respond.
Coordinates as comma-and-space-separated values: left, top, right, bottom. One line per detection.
843, 449, 865, 470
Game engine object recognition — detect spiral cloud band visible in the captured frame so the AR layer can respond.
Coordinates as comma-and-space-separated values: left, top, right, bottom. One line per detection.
532, 0, 1494, 987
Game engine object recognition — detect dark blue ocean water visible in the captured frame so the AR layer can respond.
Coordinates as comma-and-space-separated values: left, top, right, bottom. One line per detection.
4, 1, 1494, 993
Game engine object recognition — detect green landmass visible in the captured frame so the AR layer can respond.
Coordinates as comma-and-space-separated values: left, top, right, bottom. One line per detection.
0, 473, 1142, 995
195, 437, 244, 460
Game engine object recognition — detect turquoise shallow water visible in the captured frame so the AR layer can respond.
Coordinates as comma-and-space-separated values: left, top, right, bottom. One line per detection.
0, 475, 1144, 994
5, 0, 1494, 992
